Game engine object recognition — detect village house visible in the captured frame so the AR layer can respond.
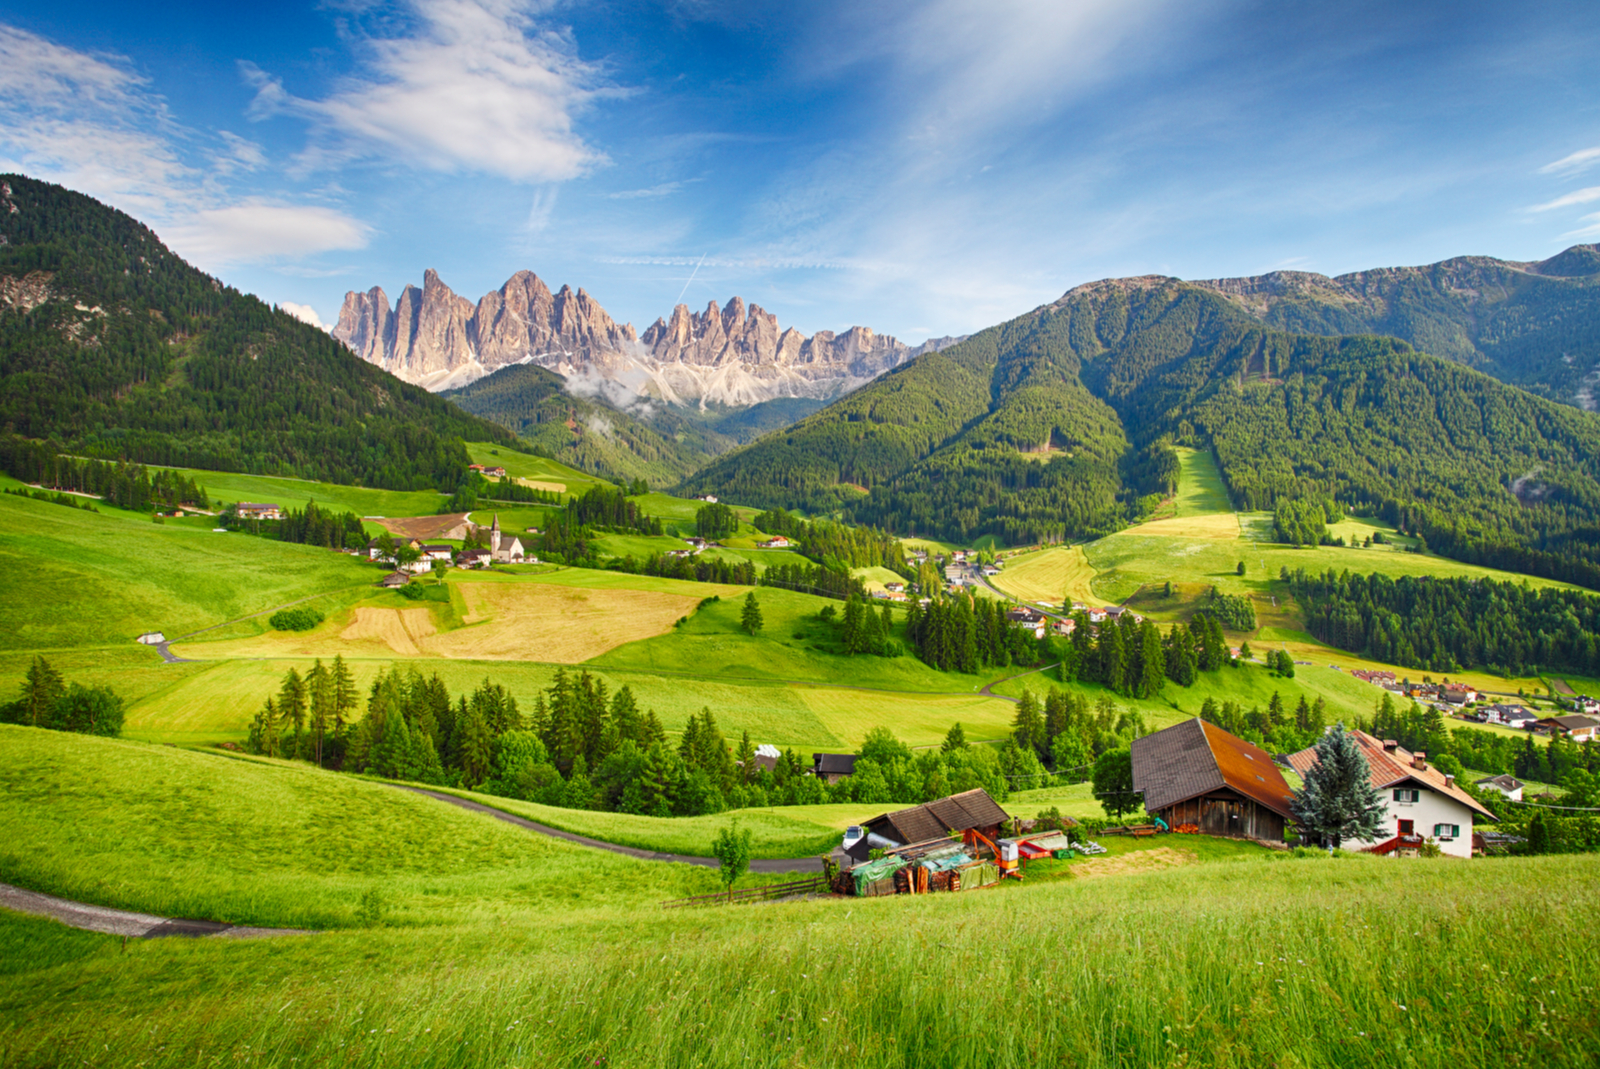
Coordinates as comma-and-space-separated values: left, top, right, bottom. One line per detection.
456, 548, 491, 568
1131, 718, 1298, 842
378, 572, 410, 588
697, 494, 718, 503
1286, 731, 1496, 859
235, 502, 283, 520
1053, 618, 1076, 636
1533, 714, 1600, 742
758, 535, 791, 549
811, 753, 858, 784
420, 544, 453, 563
482, 466, 507, 478
1475, 774, 1525, 802
1471, 704, 1539, 728
1439, 684, 1478, 706
885, 581, 905, 593
684, 536, 707, 551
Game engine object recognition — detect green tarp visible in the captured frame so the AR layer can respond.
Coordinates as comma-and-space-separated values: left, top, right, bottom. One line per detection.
957, 862, 1000, 891
852, 856, 907, 896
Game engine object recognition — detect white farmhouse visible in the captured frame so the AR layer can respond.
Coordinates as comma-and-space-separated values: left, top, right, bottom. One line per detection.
1475, 774, 1524, 802
1287, 730, 1496, 859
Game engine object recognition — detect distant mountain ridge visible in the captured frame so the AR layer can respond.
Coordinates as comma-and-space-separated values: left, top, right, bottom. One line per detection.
1176, 244, 1600, 409
334, 268, 964, 405
683, 250, 1600, 587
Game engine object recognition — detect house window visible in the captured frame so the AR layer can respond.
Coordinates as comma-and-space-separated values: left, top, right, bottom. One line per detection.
1433, 823, 1460, 840
1392, 789, 1420, 803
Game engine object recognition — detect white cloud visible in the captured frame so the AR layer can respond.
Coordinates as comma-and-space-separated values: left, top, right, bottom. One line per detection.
246, 0, 609, 182
1540, 147, 1600, 176
607, 181, 686, 199
279, 301, 332, 330
1528, 186, 1600, 212
161, 204, 372, 266
1563, 211, 1600, 240
0, 22, 374, 270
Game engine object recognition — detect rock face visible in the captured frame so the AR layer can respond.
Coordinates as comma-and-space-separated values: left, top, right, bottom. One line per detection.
334, 269, 960, 404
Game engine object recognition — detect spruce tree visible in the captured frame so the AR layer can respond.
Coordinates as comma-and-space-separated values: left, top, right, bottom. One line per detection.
740, 592, 764, 635
942, 721, 969, 752
278, 668, 309, 759
1289, 724, 1386, 850
1137, 621, 1165, 698
331, 655, 358, 733
22, 656, 64, 727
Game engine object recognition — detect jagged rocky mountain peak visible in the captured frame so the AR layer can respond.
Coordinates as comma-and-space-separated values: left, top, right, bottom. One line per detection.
335, 267, 965, 404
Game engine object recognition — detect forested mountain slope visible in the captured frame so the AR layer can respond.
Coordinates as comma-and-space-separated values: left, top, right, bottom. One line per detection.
442, 363, 828, 484
683, 277, 1600, 585
0, 174, 515, 490
1187, 244, 1600, 409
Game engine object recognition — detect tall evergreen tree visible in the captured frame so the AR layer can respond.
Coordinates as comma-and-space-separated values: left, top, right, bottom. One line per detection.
21, 656, 64, 727
740, 592, 765, 636
1289, 724, 1386, 850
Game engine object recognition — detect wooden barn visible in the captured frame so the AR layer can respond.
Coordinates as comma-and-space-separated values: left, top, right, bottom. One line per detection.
1131, 718, 1296, 841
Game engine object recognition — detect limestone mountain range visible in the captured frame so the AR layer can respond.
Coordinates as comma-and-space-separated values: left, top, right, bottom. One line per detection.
333, 268, 962, 406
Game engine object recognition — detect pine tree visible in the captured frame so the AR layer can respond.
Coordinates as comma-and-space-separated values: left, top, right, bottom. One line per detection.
943, 721, 969, 752
1011, 689, 1047, 761
841, 595, 863, 654
307, 659, 333, 766
735, 729, 755, 783
1137, 621, 1165, 698
458, 705, 493, 787
740, 592, 764, 635
331, 655, 358, 735
278, 668, 309, 759
22, 656, 64, 727
1290, 724, 1386, 849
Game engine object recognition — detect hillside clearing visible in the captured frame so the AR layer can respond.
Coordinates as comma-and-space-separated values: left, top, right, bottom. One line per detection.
990, 545, 1102, 606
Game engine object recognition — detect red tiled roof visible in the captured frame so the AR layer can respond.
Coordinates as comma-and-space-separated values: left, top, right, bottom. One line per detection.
1130, 718, 1296, 819
1286, 729, 1495, 821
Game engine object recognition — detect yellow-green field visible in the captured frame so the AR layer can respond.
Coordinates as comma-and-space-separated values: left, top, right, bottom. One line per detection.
989, 545, 1102, 606
465, 442, 607, 495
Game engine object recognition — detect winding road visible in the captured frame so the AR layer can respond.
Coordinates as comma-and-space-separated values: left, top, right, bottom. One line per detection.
397, 786, 826, 873
0, 882, 313, 940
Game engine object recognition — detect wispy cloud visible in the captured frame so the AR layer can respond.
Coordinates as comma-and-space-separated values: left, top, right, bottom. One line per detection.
606, 181, 687, 199
1564, 211, 1600, 240
1528, 186, 1600, 212
0, 22, 371, 272
162, 204, 372, 266
244, 0, 611, 183
1540, 146, 1600, 177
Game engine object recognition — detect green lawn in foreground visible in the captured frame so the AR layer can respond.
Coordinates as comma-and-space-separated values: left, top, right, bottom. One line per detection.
0, 726, 757, 930
2, 727, 1596, 1069
0, 490, 375, 650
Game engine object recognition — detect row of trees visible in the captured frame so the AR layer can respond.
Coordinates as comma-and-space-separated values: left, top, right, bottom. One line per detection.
1059, 610, 1235, 697
1287, 566, 1600, 677
229, 498, 367, 549
904, 593, 1041, 672
1273, 499, 1340, 547
0, 436, 208, 513
0, 656, 124, 736
752, 508, 909, 573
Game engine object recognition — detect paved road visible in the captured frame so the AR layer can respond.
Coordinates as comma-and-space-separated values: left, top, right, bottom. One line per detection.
398, 786, 826, 873
0, 882, 313, 940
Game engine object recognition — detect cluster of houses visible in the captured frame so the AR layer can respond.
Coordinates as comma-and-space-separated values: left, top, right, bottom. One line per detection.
370, 515, 533, 585
1128, 717, 1498, 859
1346, 668, 1600, 741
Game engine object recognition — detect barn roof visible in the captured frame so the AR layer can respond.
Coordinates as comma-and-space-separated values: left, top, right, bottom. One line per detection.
862, 788, 1010, 847
1131, 718, 1297, 819
1286, 729, 1495, 820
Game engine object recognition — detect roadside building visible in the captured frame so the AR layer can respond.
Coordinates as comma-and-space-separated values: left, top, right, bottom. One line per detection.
811, 753, 858, 784
1533, 715, 1600, 742
236, 502, 283, 520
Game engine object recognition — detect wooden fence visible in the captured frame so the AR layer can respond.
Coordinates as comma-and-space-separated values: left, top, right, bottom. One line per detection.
660, 874, 827, 909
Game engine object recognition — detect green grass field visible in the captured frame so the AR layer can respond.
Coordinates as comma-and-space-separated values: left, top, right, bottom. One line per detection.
3, 728, 1597, 1069
465, 442, 607, 494
148, 466, 445, 518
1172, 446, 1234, 516
0, 490, 376, 651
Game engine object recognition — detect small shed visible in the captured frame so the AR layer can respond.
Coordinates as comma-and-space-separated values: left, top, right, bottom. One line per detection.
812, 753, 858, 784
860, 788, 1010, 851
1131, 718, 1296, 841
378, 572, 410, 588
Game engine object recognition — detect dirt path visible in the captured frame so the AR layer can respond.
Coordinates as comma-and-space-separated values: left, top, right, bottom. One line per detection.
398, 787, 825, 873
977, 662, 1062, 704
0, 882, 313, 939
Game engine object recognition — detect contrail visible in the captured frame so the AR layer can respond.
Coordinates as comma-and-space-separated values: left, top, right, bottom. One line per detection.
674, 253, 707, 306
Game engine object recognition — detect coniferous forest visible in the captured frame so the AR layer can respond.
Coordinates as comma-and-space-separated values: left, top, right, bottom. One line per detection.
0, 174, 516, 491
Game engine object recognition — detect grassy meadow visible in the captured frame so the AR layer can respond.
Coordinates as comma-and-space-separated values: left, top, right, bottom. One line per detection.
465, 442, 607, 495
3, 728, 1598, 1069
147, 465, 445, 518
0, 489, 375, 650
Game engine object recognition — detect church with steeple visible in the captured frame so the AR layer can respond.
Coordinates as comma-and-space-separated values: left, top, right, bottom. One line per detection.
488, 513, 527, 564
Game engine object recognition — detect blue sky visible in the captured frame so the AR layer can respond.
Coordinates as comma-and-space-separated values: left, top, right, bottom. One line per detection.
2, 0, 1599, 343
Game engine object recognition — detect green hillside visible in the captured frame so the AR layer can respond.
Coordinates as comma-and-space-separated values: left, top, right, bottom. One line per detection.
683, 277, 1600, 587
1190, 244, 1600, 408
3, 726, 1598, 1068
0, 173, 516, 490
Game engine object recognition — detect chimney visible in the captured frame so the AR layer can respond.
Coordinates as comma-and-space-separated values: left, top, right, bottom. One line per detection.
1413, 752, 1427, 770
1445, 774, 1456, 789
1383, 739, 1399, 752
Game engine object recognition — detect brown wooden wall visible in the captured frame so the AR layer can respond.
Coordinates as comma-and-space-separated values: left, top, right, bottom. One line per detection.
1155, 790, 1286, 841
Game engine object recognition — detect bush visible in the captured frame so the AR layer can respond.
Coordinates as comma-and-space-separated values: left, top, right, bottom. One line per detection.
269, 607, 326, 631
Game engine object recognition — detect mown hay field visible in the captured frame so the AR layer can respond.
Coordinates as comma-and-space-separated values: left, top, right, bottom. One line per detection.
4, 726, 1598, 1069
990, 545, 1102, 606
